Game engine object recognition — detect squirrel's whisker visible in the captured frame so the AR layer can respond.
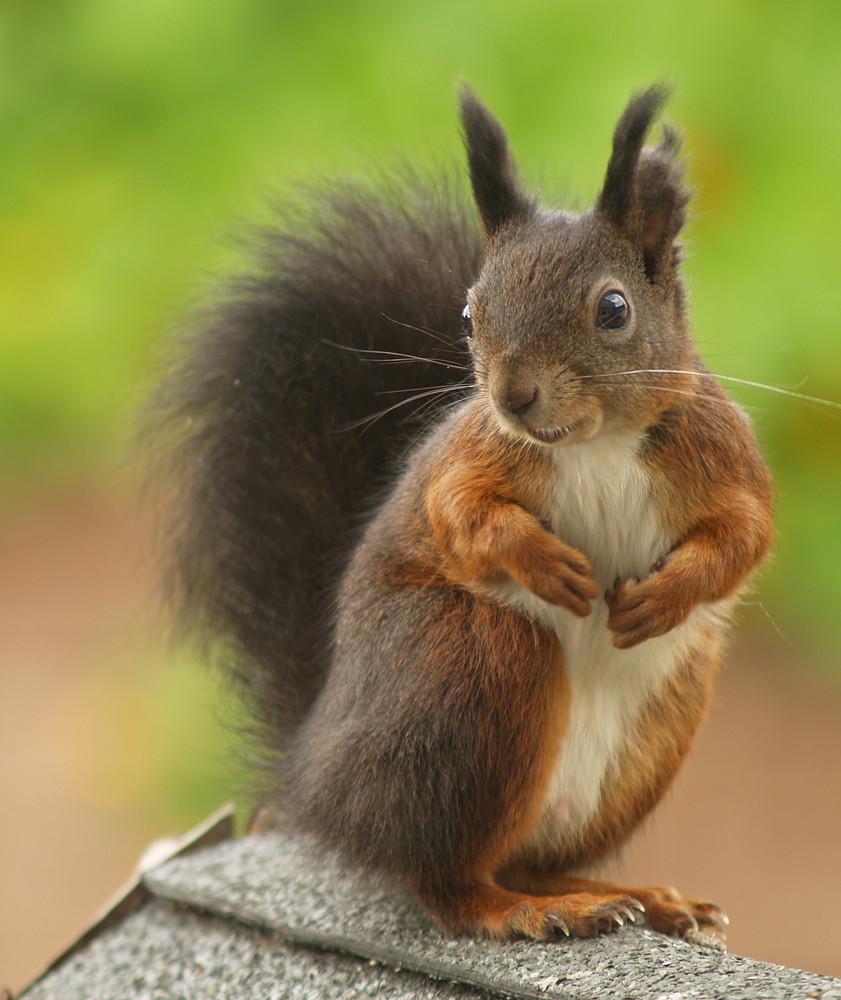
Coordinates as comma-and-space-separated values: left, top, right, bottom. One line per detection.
343, 381, 472, 432
380, 312, 464, 350
321, 339, 468, 369
579, 368, 841, 414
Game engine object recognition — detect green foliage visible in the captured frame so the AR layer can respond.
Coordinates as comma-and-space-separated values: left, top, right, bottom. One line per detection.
2, 0, 840, 663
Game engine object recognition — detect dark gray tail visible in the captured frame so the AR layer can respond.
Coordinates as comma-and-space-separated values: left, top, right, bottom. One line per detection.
145, 166, 482, 765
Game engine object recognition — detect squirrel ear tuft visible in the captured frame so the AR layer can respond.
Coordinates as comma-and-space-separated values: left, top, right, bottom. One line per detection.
458, 88, 535, 237
597, 85, 690, 282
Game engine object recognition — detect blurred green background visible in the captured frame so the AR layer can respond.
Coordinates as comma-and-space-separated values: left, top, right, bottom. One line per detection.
4, 0, 841, 642
2, 0, 841, 988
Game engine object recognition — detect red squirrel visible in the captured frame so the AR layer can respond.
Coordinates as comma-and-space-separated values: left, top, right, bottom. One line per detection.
151, 85, 774, 942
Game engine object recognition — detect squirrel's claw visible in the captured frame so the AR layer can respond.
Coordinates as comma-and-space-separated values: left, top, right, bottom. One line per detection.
545, 911, 571, 937
615, 901, 645, 925
694, 902, 730, 933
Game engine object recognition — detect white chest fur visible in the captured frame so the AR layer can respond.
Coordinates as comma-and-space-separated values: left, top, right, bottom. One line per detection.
493, 431, 703, 843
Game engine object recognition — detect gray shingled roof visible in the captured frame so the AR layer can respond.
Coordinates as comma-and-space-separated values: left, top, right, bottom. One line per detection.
20, 811, 841, 999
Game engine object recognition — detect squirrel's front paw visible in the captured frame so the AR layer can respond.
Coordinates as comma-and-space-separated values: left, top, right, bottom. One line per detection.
520, 541, 600, 617
605, 569, 692, 648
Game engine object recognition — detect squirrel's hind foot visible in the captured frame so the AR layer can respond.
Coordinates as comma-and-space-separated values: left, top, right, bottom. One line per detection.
492, 869, 728, 944
420, 882, 645, 941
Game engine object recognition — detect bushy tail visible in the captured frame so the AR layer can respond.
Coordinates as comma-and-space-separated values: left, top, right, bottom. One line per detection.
146, 166, 482, 763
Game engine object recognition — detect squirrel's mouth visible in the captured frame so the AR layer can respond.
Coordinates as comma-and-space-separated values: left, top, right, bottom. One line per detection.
525, 421, 580, 445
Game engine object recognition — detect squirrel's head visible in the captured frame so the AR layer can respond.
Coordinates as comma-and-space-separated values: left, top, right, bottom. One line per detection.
459, 86, 697, 447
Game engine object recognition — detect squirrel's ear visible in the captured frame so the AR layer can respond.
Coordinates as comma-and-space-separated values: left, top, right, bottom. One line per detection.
597, 85, 690, 282
459, 88, 535, 237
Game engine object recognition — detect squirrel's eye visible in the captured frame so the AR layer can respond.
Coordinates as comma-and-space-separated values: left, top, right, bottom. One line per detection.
596, 291, 630, 331
461, 303, 474, 339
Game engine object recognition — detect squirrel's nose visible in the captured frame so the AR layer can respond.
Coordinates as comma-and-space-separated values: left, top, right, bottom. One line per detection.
501, 384, 538, 418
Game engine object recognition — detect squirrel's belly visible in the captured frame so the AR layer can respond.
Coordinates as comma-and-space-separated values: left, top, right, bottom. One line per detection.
539, 602, 719, 842
497, 587, 703, 843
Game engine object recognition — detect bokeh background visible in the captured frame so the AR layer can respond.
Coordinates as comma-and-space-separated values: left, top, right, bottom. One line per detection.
3, 0, 840, 991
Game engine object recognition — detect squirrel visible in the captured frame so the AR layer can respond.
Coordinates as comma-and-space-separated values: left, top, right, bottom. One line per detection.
150, 84, 774, 943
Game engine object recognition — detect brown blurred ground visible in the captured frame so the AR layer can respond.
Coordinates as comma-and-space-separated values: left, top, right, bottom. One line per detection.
2, 486, 840, 994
